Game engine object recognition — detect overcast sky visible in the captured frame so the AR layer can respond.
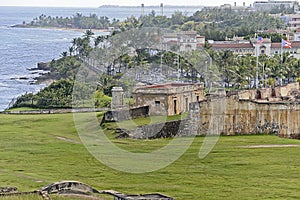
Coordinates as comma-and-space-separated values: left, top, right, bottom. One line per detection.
0, 0, 255, 7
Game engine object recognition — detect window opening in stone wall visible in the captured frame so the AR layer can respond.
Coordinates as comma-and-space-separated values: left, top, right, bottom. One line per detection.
155, 101, 161, 106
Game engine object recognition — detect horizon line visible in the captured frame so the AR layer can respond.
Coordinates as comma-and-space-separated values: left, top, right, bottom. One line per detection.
0, 4, 220, 8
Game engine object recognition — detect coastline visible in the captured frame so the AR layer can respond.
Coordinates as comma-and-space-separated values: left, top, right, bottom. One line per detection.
11, 24, 108, 86
11, 24, 110, 33
29, 62, 55, 86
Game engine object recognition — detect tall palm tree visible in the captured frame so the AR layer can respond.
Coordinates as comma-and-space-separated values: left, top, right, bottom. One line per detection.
83, 29, 95, 42
94, 35, 105, 47
60, 51, 68, 58
68, 46, 74, 56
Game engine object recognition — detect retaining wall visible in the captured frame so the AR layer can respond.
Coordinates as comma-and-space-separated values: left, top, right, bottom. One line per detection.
102, 106, 149, 123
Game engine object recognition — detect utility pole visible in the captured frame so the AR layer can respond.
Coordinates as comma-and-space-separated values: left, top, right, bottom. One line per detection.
205, 60, 208, 88
256, 44, 259, 88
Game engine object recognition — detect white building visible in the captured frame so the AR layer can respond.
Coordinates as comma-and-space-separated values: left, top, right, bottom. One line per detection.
251, 38, 272, 56
253, 0, 298, 12
211, 38, 300, 59
294, 32, 300, 41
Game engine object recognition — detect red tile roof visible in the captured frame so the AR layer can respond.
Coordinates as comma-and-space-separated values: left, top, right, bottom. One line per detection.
142, 83, 194, 89
211, 43, 254, 49
271, 41, 300, 48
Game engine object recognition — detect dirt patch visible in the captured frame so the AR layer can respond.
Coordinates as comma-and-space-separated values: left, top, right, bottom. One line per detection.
59, 194, 105, 200
56, 136, 81, 144
238, 144, 300, 148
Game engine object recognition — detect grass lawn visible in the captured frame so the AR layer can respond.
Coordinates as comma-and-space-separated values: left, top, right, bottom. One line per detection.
0, 113, 300, 199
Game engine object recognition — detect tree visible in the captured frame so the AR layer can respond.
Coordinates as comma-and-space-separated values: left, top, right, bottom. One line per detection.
68, 46, 74, 56
94, 35, 106, 47
61, 51, 68, 58
83, 29, 95, 42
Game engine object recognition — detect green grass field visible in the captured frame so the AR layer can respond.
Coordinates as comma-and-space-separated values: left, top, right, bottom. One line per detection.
1, 113, 300, 199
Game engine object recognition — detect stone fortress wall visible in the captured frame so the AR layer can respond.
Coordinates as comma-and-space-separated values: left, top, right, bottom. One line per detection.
110, 82, 300, 139
113, 96, 300, 139
197, 98, 300, 138
196, 82, 300, 138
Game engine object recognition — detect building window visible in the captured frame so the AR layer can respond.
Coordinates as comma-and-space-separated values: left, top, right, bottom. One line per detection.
155, 101, 160, 106
185, 98, 189, 112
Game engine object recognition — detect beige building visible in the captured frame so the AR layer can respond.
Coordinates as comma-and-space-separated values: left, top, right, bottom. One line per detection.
133, 83, 204, 116
162, 31, 205, 52
288, 14, 300, 29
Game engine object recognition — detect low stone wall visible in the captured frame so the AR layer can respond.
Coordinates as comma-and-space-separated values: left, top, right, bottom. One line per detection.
40, 181, 100, 194
236, 82, 300, 100
102, 106, 149, 123
237, 90, 256, 100
128, 119, 188, 139
0, 187, 18, 194
117, 103, 200, 139
278, 82, 299, 97
2, 108, 107, 114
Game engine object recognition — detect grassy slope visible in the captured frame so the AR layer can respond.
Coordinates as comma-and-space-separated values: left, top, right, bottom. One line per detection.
0, 113, 300, 199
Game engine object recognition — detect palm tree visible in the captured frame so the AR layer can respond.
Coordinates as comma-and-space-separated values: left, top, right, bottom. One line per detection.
83, 29, 94, 42
94, 35, 105, 47
68, 46, 74, 56
60, 51, 68, 58
71, 38, 79, 55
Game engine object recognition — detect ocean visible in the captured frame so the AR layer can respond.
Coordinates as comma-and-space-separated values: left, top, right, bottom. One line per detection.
0, 6, 202, 111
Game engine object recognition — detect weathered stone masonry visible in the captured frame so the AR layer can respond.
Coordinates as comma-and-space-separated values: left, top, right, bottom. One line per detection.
197, 97, 300, 138
133, 83, 204, 116
101, 106, 149, 123
112, 82, 300, 139
120, 97, 300, 139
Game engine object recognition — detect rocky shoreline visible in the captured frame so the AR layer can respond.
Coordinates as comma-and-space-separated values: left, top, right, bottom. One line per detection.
28, 62, 55, 86
9, 62, 53, 85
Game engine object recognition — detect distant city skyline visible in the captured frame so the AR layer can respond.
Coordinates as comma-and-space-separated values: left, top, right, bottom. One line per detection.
0, 0, 256, 7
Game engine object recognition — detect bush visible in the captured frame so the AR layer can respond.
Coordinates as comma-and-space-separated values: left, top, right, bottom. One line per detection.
94, 90, 112, 108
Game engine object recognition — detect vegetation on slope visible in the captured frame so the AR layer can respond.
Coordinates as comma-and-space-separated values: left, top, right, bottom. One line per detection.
20, 7, 285, 41
127, 8, 285, 40
20, 13, 119, 30
12, 79, 74, 108
190, 8, 284, 40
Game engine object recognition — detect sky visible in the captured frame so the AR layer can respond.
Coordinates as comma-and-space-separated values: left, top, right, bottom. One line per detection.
0, 0, 256, 7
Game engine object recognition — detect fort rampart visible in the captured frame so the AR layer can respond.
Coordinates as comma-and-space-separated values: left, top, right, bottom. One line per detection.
197, 98, 300, 138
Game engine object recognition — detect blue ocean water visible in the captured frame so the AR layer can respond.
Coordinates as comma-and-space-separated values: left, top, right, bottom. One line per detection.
0, 6, 202, 111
